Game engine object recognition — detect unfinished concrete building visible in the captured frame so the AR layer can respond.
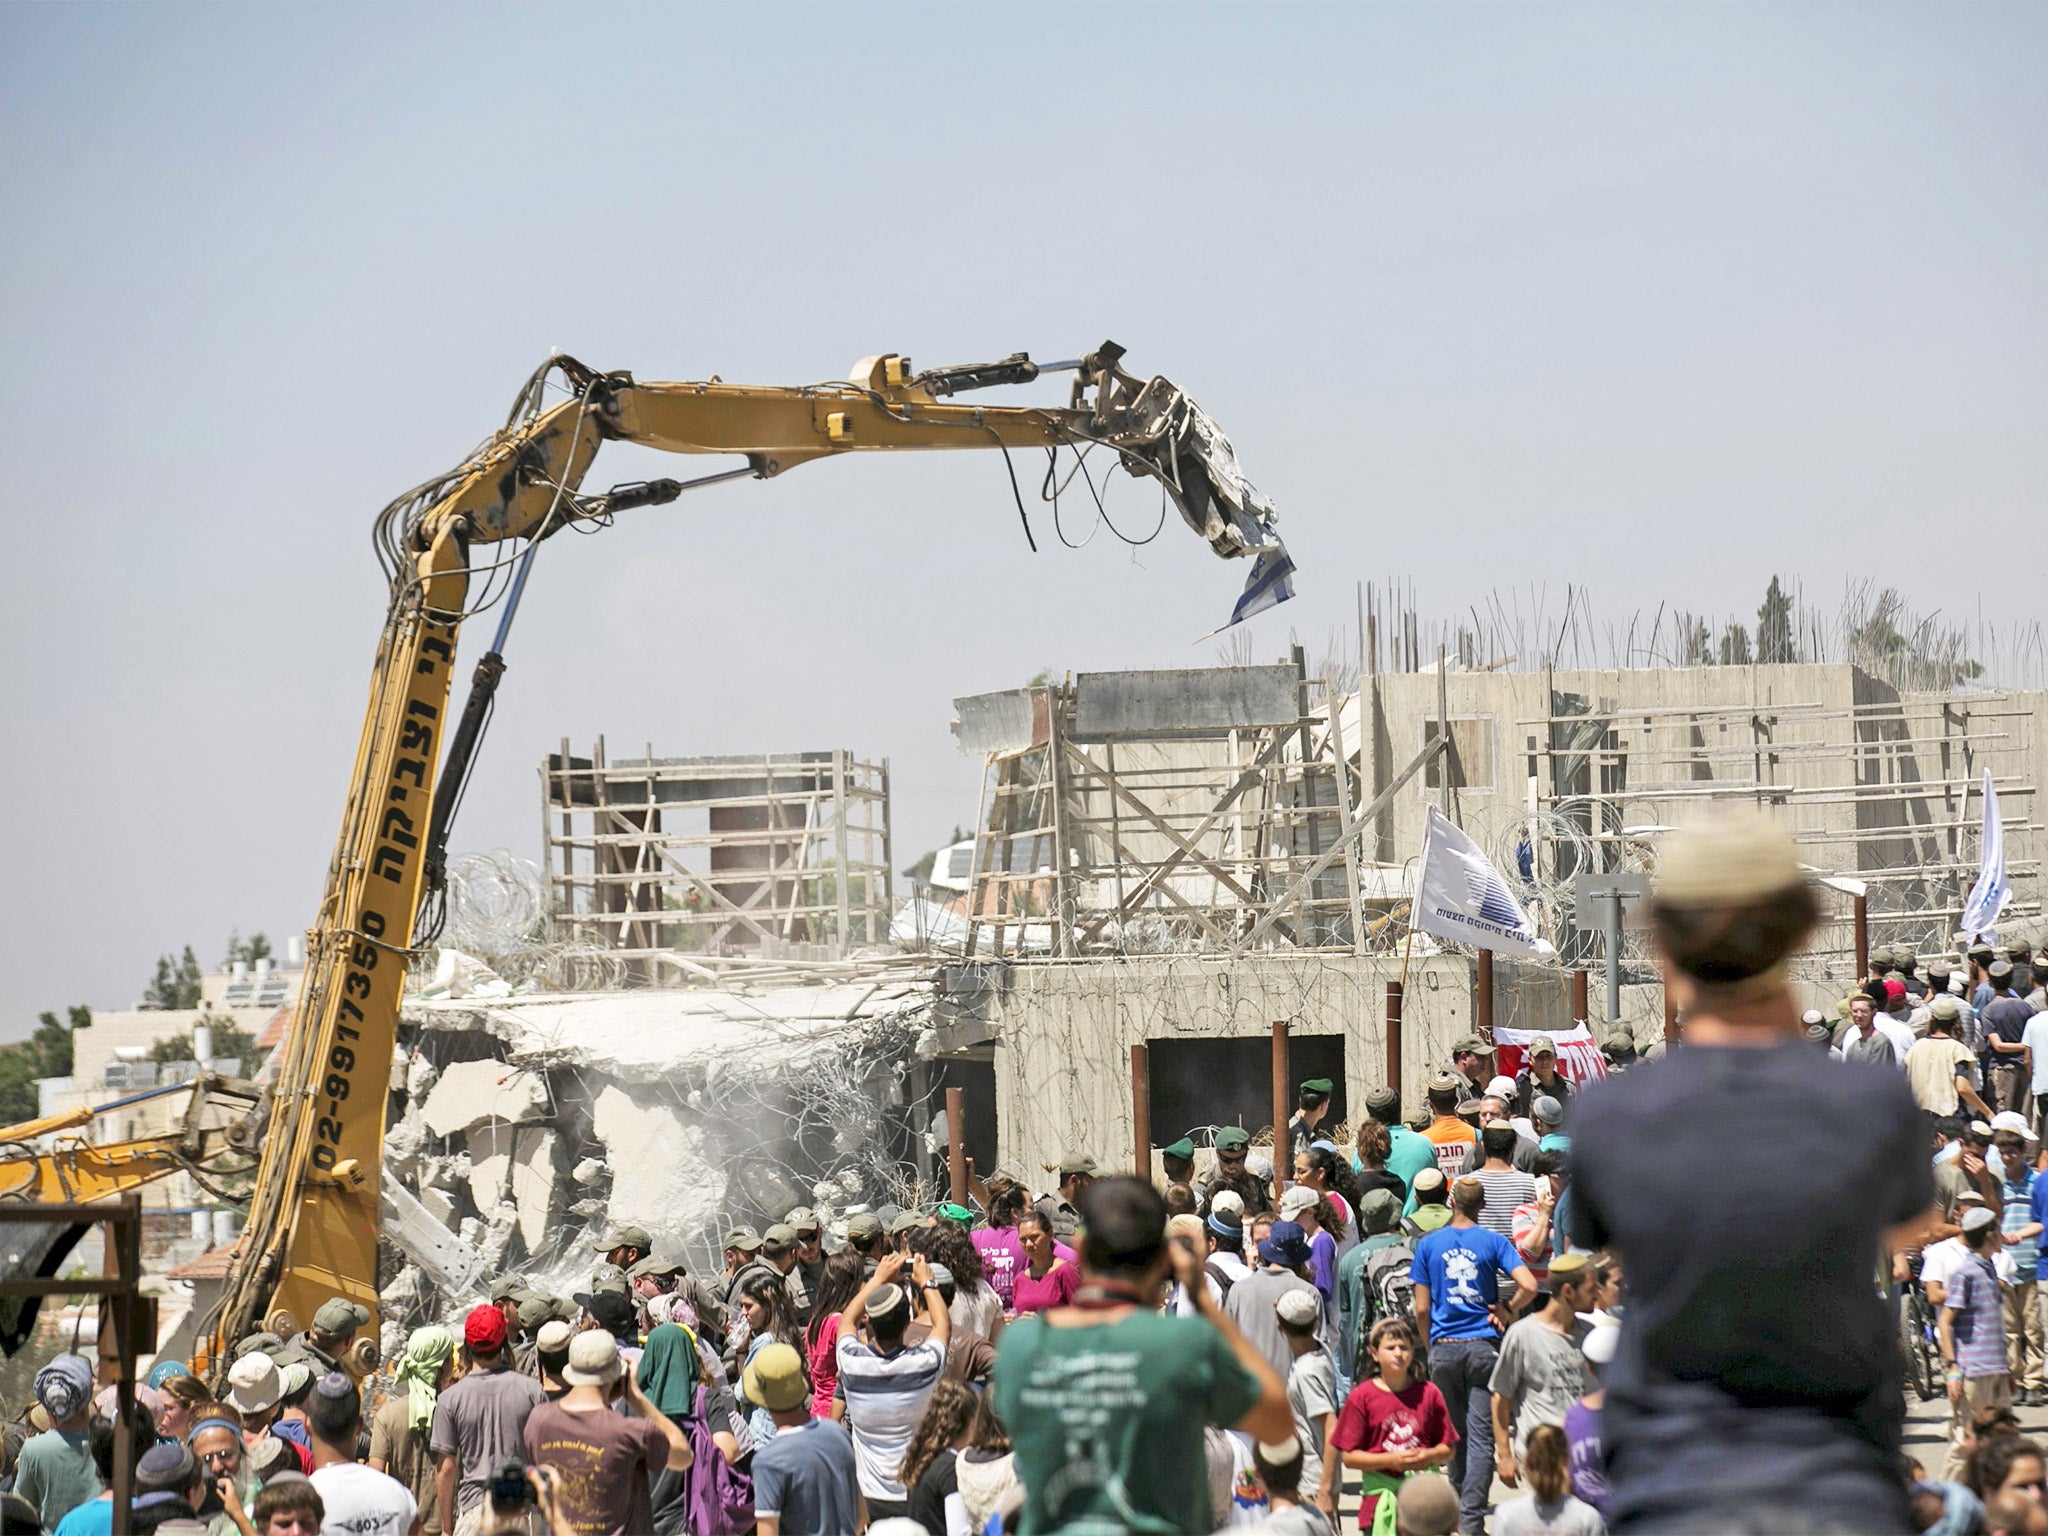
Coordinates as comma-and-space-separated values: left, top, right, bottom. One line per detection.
932, 660, 2048, 1177
542, 740, 893, 964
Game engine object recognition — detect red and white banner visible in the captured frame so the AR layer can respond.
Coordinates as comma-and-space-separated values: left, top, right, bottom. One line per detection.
1489, 1023, 1609, 1088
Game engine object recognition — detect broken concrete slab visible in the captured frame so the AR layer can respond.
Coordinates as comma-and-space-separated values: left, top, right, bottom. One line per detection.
417, 1182, 455, 1228
380, 1173, 483, 1296
510, 1127, 557, 1254
420, 1058, 550, 1139
465, 1123, 515, 1211
590, 1084, 722, 1258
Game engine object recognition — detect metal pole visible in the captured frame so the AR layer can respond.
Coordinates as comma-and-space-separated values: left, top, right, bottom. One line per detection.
111, 1197, 139, 1536
1572, 970, 1589, 1023
1475, 949, 1494, 1038
1437, 644, 1452, 817
1386, 983, 1404, 1106
944, 1087, 967, 1207
1130, 1044, 1152, 1180
1603, 890, 1623, 1026
1853, 892, 1869, 978
1271, 1021, 1290, 1200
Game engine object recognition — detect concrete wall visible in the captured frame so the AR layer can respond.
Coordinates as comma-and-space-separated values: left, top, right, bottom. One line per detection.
987, 953, 1475, 1178
1361, 663, 2045, 965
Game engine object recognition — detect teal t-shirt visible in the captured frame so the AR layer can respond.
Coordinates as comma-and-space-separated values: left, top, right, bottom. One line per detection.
16, 1427, 100, 1536
993, 1308, 1259, 1535
1378, 1125, 1440, 1216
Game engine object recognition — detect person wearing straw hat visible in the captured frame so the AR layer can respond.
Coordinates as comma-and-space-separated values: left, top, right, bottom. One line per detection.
1567, 811, 1936, 1533
520, 1332, 692, 1536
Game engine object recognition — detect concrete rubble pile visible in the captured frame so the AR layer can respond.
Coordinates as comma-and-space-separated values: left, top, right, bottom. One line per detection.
377, 969, 933, 1346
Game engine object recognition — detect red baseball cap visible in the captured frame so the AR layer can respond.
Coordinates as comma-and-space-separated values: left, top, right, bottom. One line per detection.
465, 1304, 508, 1352
1883, 979, 1906, 1004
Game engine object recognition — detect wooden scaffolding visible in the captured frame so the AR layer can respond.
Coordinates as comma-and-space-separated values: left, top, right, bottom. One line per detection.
954, 664, 1408, 958
542, 739, 893, 962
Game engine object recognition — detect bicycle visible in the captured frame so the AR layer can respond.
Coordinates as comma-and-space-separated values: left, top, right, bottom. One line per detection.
1900, 1278, 1944, 1403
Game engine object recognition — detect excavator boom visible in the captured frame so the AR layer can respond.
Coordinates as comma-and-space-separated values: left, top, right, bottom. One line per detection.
211, 344, 1286, 1369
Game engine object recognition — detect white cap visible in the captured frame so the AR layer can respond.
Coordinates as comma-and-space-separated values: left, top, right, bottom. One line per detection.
1256, 1434, 1304, 1464
1962, 1206, 2000, 1234
1210, 1190, 1245, 1219
1246, 1151, 1273, 1179
1800, 1009, 1826, 1026
225, 1353, 281, 1416
561, 1330, 623, 1387
1485, 1075, 1519, 1100
1275, 1288, 1321, 1327
1991, 1111, 2039, 1142
1278, 1185, 1318, 1218
1582, 1322, 1619, 1366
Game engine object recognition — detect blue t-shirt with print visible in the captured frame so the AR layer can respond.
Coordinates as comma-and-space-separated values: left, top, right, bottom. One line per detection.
2005, 1166, 2038, 1281
1410, 1222, 1525, 1342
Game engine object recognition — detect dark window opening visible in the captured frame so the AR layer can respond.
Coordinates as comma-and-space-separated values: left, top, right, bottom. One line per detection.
1145, 1035, 1347, 1149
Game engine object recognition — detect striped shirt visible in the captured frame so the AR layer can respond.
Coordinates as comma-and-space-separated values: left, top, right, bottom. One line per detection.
1946, 1253, 2009, 1380
1473, 1168, 1538, 1237
834, 1333, 945, 1501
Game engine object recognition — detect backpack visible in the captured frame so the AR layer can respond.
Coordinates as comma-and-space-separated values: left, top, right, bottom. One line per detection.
1203, 1257, 1238, 1307
1360, 1240, 1417, 1345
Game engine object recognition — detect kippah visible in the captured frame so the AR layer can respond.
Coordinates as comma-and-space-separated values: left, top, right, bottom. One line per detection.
1656, 812, 1802, 904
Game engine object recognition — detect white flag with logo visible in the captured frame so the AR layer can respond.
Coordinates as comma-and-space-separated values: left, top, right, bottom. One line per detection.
1961, 768, 2010, 943
1412, 805, 1556, 958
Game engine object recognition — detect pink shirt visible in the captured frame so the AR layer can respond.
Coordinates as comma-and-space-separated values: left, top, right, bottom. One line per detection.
807, 1312, 841, 1418
972, 1227, 1076, 1310
1011, 1260, 1080, 1315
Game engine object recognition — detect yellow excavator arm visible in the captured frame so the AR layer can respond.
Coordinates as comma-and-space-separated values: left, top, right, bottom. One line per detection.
0, 1076, 263, 1205
212, 343, 1287, 1368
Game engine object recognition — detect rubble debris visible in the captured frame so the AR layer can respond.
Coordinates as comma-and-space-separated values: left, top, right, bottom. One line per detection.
509, 1127, 557, 1253
591, 1085, 720, 1259
378, 976, 932, 1329
419, 1058, 550, 1138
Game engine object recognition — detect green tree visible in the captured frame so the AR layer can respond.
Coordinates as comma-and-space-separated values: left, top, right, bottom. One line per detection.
143, 946, 203, 1010
0, 1006, 91, 1124
222, 931, 272, 969
1756, 576, 1796, 664
1718, 624, 1754, 666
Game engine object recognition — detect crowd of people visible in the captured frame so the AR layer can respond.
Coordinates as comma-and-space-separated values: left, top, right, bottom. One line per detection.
2, 819, 2043, 1535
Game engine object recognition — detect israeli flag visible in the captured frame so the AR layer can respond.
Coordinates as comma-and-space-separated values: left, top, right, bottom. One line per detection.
1961, 768, 2010, 943
1412, 805, 1556, 959
1225, 542, 1296, 628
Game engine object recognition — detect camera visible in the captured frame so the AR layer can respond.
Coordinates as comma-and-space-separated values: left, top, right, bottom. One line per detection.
487, 1459, 533, 1509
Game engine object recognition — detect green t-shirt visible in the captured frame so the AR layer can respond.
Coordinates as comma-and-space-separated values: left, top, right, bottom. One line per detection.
993, 1308, 1259, 1535
16, 1427, 100, 1535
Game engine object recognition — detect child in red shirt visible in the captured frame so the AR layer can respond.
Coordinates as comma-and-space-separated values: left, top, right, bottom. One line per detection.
1332, 1317, 1457, 1533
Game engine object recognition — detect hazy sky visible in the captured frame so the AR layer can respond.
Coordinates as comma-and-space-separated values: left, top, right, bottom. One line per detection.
3, 4, 2044, 1033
